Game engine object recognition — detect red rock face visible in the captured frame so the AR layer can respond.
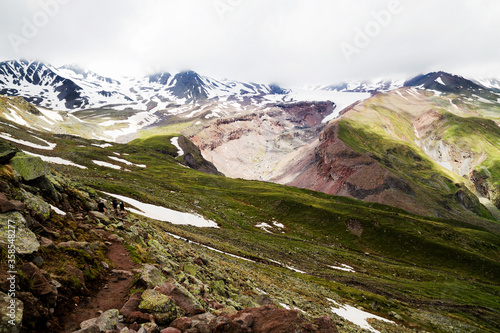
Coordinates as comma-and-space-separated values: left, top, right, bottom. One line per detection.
275, 120, 422, 215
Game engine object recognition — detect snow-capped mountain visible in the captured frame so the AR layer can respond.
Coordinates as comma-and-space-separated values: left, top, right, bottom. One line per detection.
403, 71, 487, 94
0, 60, 290, 112
320, 78, 404, 93
0, 60, 133, 110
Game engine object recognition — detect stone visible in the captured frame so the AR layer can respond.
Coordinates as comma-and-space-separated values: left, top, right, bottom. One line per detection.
120, 291, 143, 317
140, 264, 167, 288
0, 291, 23, 333
89, 210, 111, 224
17, 291, 49, 324
169, 316, 193, 331
16, 189, 51, 222
9, 153, 49, 181
96, 309, 120, 331
0, 211, 40, 254
139, 322, 159, 333
0, 140, 19, 163
183, 263, 197, 276
158, 282, 205, 315
65, 265, 87, 291
161, 328, 181, 333
139, 289, 184, 325
33, 256, 44, 267
78, 317, 100, 333
20, 262, 54, 297
40, 237, 57, 250
126, 311, 151, 324
0, 193, 25, 213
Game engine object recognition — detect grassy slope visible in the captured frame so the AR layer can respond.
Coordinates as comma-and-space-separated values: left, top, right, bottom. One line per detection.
30, 128, 498, 332
337, 90, 499, 220
1, 107, 500, 331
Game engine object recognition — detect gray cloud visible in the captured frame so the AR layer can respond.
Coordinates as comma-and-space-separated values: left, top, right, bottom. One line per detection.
1, 0, 499, 86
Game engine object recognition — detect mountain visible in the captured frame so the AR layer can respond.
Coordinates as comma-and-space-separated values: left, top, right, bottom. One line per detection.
0, 66, 500, 331
403, 71, 488, 94
320, 78, 404, 93
0, 60, 290, 112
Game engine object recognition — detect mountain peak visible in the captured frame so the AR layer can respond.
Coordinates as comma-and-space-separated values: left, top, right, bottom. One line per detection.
404, 71, 485, 93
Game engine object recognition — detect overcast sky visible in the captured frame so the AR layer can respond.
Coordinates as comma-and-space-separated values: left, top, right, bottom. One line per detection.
1, 0, 499, 86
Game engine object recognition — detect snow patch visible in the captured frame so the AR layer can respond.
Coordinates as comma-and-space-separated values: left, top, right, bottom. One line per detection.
102, 192, 219, 228
328, 298, 394, 333
435, 77, 446, 85
0, 133, 56, 150
170, 137, 184, 157
50, 204, 66, 216
108, 156, 146, 168
328, 264, 355, 272
24, 151, 87, 169
92, 160, 121, 170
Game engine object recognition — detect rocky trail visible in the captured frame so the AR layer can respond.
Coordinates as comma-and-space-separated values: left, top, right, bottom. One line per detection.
62, 229, 139, 332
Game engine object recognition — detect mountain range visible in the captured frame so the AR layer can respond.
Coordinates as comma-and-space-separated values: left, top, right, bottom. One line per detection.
0, 59, 499, 332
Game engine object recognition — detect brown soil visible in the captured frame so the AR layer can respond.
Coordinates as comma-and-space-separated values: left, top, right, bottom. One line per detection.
60, 232, 139, 332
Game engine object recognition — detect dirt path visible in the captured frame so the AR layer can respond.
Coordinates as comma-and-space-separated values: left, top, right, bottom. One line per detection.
62, 234, 138, 332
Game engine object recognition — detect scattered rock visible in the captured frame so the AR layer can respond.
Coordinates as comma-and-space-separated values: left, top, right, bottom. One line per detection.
160, 327, 181, 333
139, 289, 185, 325
40, 236, 57, 250
20, 262, 54, 297
0, 211, 40, 254
0, 193, 24, 213
138, 322, 160, 333
0, 291, 23, 333
89, 211, 111, 225
0, 140, 19, 163
158, 281, 205, 315
120, 291, 144, 317
140, 264, 167, 288
96, 309, 121, 331
9, 153, 49, 181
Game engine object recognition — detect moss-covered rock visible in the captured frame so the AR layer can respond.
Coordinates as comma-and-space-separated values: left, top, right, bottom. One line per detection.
15, 189, 50, 221
140, 264, 167, 288
0, 211, 39, 254
0, 140, 19, 164
9, 153, 49, 182
0, 291, 23, 333
139, 289, 185, 325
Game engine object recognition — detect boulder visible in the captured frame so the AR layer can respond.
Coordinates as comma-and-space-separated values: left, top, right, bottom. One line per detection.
139, 289, 184, 325
95, 309, 120, 331
0, 211, 40, 254
138, 322, 159, 333
20, 262, 53, 297
9, 153, 49, 181
0, 193, 24, 213
120, 291, 143, 317
140, 264, 167, 288
158, 281, 205, 315
0, 140, 19, 163
89, 211, 111, 224
17, 292, 49, 327
161, 328, 181, 333
65, 265, 87, 291
0, 291, 23, 333
212, 305, 339, 333
15, 189, 51, 222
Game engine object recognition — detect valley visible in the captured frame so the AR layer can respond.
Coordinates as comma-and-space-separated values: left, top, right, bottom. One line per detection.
0, 61, 499, 332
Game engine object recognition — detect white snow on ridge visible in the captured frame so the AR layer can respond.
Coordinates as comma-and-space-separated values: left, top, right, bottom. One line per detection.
102, 191, 219, 228
328, 298, 394, 333
170, 137, 184, 157
92, 160, 122, 170
108, 156, 146, 168
25, 151, 87, 169
0, 132, 56, 150
435, 77, 446, 85
328, 264, 355, 272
